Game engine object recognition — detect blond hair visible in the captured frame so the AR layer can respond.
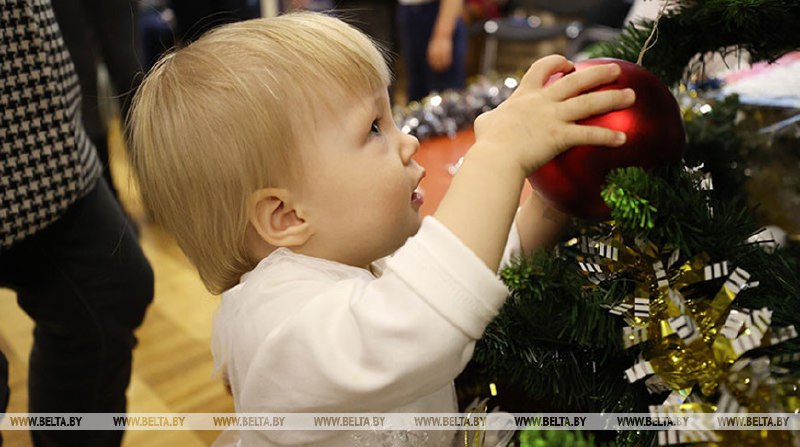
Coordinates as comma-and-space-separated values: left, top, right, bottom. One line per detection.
129, 12, 391, 294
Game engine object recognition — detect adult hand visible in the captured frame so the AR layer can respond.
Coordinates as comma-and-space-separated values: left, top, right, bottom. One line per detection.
427, 35, 453, 72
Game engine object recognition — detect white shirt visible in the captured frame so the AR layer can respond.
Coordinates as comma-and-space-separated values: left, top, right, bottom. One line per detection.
212, 216, 521, 446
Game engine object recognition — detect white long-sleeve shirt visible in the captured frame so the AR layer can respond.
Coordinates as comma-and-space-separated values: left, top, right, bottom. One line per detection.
212, 216, 521, 446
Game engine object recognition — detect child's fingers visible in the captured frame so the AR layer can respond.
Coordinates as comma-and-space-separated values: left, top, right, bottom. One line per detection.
561, 123, 627, 149
546, 63, 621, 100
559, 88, 635, 122
516, 55, 574, 93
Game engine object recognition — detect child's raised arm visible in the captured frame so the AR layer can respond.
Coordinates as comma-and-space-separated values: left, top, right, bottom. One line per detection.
434, 55, 635, 270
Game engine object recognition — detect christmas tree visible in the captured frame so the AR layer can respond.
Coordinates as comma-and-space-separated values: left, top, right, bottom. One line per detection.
454, 1, 800, 446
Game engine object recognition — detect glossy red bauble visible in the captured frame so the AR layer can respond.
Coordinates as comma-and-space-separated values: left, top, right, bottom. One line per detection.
528, 58, 685, 219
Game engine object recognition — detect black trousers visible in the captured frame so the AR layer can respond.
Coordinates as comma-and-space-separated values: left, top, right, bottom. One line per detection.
397, 1, 468, 102
0, 180, 154, 446
51, 0, 142, 203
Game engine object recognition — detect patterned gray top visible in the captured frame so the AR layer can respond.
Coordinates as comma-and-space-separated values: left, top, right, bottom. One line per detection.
1, 0, 102, 250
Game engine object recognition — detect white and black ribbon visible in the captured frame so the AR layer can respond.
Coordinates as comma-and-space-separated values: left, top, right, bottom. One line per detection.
653, 260, 669, 289
720, 309, 748, 339
624, 360, 655, 383
668, 315, 700, 344
623, 325, 649, 348
770, 325, 798, 345
704, 261, 728, 281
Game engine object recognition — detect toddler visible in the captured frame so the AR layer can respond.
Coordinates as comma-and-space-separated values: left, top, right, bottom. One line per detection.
129, 12, 633, 446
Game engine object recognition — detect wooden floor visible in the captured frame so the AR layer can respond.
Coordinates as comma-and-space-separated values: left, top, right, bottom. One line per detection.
0, 121, 234, 446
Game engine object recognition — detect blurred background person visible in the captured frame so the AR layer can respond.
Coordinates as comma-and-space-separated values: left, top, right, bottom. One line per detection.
139, 0, 177, 72
172, 0, 261, 43
397, 0, 468, 102
1, 1, 154, 445
51, 0, 143, 206
138, 0, 261, 72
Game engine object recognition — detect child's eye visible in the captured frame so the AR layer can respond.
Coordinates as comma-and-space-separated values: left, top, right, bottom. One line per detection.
370, 120, 382, 136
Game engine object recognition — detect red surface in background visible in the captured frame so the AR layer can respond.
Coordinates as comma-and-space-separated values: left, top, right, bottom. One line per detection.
413, 127, 532, 217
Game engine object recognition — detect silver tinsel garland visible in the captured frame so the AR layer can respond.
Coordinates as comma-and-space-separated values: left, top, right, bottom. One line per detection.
393, 76, 520, 141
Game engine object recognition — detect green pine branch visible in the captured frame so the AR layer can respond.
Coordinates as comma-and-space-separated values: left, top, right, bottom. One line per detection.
601, 165, 759, 261
591, 0, 800, 86
470, 162, 799, 446
683, 95, 750, 197
469, 252, 650, 413
462, 4, 800, 447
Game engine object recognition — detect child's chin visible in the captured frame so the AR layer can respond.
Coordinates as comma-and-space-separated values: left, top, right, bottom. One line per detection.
395, 219, 422, 244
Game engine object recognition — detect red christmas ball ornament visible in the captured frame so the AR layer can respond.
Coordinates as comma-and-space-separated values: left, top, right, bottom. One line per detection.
528, 58, 685, 219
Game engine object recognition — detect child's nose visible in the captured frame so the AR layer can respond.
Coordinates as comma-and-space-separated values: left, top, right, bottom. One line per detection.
400, 133, 420, 165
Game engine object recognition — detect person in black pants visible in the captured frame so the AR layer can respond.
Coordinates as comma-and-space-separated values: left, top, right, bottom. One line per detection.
0, 1, 153, 445
51, 0, 143, 205
0, 182, 153, 446
397, 0, 468, 102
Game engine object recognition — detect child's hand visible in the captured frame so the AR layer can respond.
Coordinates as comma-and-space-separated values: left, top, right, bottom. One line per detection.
473, 55, 635, 175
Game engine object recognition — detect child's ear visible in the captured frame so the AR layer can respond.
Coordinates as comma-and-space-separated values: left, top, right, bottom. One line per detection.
248, 188, 312, 247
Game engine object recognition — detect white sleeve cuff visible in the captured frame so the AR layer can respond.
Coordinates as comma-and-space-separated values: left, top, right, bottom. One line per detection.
385, 216, 510, 339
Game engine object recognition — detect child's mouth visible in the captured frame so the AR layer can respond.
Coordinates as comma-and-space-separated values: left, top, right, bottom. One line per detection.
411, 189, 424, 207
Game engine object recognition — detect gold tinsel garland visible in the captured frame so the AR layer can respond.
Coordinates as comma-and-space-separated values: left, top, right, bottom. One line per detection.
574, 228, 800, 446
